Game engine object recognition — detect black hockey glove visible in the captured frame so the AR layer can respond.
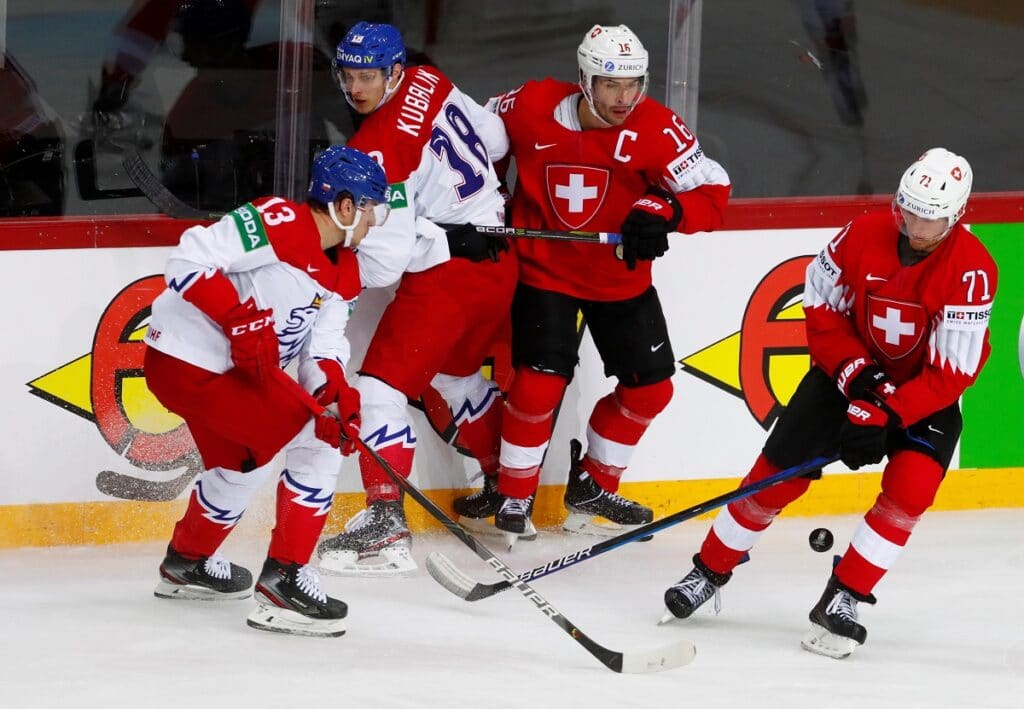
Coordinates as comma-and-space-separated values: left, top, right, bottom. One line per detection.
619, 186, 683, 270
839, 399, 900, 470
835, 357, 897, 405
445, 223, 510, 263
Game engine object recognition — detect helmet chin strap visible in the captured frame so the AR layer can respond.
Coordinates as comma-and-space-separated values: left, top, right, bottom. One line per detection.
342, 66, 405, 112
329, 201, 362, 247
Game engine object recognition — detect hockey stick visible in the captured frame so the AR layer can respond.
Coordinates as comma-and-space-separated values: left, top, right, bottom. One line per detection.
439, 223, 623, 245
95, 465, 198, 502
273, 369, 694, 673
122, 149, 223, 221
94, 450, 203, 501
73, 139, 145, 200
426, 454, 839, 602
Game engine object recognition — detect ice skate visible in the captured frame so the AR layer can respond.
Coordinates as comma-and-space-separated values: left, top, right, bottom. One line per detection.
317, 500, 416, 577
562, 439, 653, 537
247, 558, 347, 637
453, 473, 536, 542
154, 545, 252, 601
801, 574, 875, 659
660, 554, 731, 624
494, 494, 536, 551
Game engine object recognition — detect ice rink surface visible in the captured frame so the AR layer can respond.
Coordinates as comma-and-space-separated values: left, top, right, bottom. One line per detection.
3, 508, 1023, 709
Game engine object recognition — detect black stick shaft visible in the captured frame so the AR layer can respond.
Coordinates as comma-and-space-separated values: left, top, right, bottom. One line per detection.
468, 455, 838, 599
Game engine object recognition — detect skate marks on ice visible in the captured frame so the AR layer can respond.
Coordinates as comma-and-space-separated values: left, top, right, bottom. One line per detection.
4, 511, 1024, 706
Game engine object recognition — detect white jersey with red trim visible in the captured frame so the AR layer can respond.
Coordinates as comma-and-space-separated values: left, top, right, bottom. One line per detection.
348, 65, 508, 288
803, 210, 998, 426
145, 196, 354, 374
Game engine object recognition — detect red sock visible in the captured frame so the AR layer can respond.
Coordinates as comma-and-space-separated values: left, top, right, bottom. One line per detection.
267, 469, 334, 565
170, 483, 240, 558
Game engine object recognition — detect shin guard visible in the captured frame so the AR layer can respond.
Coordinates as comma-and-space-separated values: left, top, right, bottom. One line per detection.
171, 463, 273, 558
836, 450, 944, 595
357, 377, 416, 504
268, 442, 340, 565
498, 368, 566, 498
433, 372, 503, 474
584, 380, 672, 492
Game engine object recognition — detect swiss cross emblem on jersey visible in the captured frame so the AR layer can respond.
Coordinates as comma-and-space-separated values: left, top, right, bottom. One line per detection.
866, 295, 927, 360
545, 164, 610, 229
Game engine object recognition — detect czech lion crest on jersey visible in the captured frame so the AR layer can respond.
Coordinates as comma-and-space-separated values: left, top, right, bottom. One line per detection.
866, 294, 927, 360
545, 164, 609, 229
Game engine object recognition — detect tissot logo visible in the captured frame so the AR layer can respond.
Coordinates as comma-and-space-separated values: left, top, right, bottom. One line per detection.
946, 308, 989, 322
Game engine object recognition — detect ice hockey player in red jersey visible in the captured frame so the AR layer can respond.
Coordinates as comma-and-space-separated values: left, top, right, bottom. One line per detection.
453, 24, 730, 542
315, 22, 515, 576
661, 148, 998, 659
143, 145, 390, 637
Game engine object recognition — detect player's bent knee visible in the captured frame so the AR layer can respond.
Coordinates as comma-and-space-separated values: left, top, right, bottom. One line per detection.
882, 450, 944, 517
508, 368, 567, 415
615, 379, 673, 419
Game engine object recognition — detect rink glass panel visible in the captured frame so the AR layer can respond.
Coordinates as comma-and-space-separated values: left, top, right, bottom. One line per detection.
3, 1, 1023, 219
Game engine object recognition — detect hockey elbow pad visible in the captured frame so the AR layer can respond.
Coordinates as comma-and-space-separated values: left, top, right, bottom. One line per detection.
179, 270, 243, 327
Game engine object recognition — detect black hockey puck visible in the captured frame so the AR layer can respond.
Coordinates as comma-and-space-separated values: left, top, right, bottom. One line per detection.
808, 527, 834, 552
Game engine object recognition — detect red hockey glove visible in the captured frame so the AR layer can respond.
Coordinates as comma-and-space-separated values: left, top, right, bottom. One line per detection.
314, 412, 343, 449
223, 299, 278, 383
313, 359, 345, 407
312, 398, 360, 455
620, 187, 682, 270
311, 359, 360, 454
336, 379, 361, 456
835, 357, 897, 405
840, 399, 900, 470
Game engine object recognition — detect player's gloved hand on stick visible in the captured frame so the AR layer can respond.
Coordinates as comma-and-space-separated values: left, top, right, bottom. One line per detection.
223, 298, 278, 382
312, 359, 361, 455
840, 399, 899, 469
312, 401, 360, 455
313, 359, 345, 406
835, 357, 897, 405
314, 412, 343, 450
445, 223, 509, 263
619, 186, 682, 270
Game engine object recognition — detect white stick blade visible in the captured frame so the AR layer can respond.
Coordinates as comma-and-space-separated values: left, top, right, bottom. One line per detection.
425, 551, 476, 600
619, 640, 697, 673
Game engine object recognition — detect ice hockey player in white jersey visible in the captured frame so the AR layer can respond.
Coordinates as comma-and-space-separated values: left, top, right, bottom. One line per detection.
316, 22, 517, 576
143, 145, 390, 636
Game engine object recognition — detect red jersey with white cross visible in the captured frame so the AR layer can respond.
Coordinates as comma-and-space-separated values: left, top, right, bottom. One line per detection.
493, 79, 730, 301
803, 210, 998, 426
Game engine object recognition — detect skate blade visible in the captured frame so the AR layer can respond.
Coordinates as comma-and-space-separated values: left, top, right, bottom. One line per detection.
246, 603, 346, 638
154, 578, 251, 601
458, 515, 537, 542
657, 609, 679, 626
318, 547, 418, 578
800, 623, 858, 659
562, 512, 646, 538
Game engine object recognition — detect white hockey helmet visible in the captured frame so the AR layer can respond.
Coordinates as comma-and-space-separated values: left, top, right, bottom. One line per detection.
894, 148, 973, 233
577, 24, 649, 119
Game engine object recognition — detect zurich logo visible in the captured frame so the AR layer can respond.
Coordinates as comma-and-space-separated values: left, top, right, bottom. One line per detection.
604, 60, 616, 71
